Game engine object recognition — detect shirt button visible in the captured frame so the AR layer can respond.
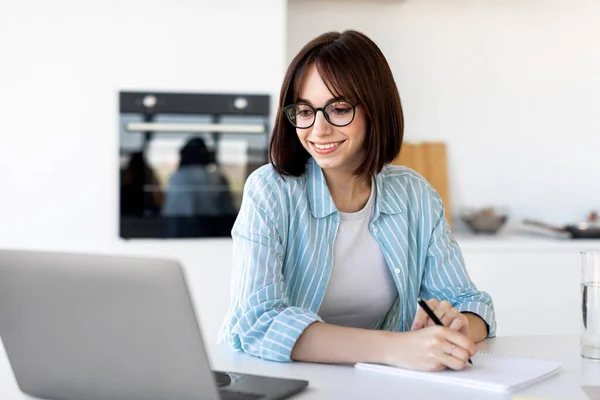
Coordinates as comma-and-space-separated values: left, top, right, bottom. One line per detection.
373, 227, 379, 233
394, 268, 400, 274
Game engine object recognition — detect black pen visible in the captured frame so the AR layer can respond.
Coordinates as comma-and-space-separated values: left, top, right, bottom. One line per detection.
417, 298, 473, 365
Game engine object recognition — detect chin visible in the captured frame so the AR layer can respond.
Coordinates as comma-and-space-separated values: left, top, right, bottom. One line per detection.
311, 155, 343, 171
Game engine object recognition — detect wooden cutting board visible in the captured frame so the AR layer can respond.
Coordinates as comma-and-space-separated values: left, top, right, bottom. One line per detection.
391, 142, 452, 227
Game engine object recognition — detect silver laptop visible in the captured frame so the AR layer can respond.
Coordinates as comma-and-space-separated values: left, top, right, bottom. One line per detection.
0, 250, 308, 400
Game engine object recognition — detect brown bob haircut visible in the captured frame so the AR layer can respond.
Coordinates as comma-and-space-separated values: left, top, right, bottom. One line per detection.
270, 30, 404, 179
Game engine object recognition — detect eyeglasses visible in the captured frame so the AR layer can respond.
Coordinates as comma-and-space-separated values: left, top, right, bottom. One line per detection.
283, 100, 356, 129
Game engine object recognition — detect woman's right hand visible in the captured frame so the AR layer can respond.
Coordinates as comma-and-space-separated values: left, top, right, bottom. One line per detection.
380, 326, 476, 371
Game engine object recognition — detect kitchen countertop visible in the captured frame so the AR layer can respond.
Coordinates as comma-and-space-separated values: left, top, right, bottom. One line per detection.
453, 232, 600, 252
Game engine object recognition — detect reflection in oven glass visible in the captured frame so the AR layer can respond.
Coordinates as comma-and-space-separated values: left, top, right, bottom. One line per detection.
119, 92, 270, 239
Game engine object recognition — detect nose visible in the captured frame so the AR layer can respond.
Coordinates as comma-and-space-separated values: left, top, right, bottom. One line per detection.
311, 110, 331, 136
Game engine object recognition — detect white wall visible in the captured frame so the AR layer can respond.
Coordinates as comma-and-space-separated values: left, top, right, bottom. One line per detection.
0, 0, 596, 346
287, 0, 600, 226
0, 0, 287, 344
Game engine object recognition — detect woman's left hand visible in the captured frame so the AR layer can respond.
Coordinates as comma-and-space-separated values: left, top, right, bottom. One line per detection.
411, 298, 471, 338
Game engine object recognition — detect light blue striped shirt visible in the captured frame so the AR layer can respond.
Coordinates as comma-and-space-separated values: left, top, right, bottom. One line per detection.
219, 158, 496, 362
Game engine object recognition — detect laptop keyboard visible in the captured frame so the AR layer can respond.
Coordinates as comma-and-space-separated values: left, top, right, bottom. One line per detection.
214, 371, 232, 387
220, 390, 265, 400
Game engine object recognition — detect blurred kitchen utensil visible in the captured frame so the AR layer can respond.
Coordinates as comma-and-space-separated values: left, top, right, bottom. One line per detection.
523, 211, 600, 239
461, 207, 508, 234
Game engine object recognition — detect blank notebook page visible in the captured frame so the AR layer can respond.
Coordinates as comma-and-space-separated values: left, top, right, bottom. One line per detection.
355, 352, 562, 392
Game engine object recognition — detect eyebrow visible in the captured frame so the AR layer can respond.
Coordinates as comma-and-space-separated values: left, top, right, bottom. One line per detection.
297, 97, 345, 106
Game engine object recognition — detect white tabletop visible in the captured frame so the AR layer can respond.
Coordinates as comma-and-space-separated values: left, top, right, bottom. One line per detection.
1, 335, 599, 400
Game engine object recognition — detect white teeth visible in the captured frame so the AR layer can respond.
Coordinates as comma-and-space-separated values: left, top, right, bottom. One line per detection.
314, 142, 339, 150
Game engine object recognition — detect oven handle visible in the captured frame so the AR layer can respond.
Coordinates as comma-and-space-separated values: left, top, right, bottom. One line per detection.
125, 122, 266, 134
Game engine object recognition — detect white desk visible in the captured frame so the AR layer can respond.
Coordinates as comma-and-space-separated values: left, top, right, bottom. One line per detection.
1, 335, 599, 400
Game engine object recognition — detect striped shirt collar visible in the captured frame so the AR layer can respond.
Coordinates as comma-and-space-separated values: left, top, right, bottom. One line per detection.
306, 157, 404, 219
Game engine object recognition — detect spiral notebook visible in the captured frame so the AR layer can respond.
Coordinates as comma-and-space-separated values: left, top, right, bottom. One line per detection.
355, 352, 562, 392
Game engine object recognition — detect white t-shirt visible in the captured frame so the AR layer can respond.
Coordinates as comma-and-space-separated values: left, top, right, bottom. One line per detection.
318, 182, 398, 329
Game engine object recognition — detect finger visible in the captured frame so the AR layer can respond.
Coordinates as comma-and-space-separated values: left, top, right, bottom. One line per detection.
448, 314, 467, 332
443, 341, 471, 364
427, 298, 440, 311
441, 307, 461, 327
411, 308, 428, 330
444, 329, 477, 357
413, 298, 439, 330
437, 350, 468, 371
434, 300, 453, 321
415, 298, 441, 329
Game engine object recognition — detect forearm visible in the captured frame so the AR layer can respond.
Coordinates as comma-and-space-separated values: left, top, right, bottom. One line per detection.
290, 322, 391, 364
464, 312, 488, 343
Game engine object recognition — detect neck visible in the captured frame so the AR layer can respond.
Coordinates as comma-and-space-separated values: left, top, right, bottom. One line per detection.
323, 168, 372, 213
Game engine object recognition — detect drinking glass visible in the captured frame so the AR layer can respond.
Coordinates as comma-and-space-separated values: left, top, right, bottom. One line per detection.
581, 250, 600, 359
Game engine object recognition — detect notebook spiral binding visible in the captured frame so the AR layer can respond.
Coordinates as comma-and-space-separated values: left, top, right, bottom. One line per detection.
478, 350, 557, 364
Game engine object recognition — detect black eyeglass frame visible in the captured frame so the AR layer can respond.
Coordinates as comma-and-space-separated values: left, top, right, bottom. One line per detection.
282, 101, 357, 129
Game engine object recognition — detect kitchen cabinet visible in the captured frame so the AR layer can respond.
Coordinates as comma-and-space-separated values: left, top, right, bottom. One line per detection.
456, 234, 600, 337
110, 234, 599, 343
296, 0, 405, 2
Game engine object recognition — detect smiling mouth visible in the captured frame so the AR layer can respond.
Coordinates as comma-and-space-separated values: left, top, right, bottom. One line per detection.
309, 140, 344, 155
311, 141, 343, 149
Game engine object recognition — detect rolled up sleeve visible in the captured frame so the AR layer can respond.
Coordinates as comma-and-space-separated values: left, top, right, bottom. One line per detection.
418, 190, 497, 338
219, 172, 323, 362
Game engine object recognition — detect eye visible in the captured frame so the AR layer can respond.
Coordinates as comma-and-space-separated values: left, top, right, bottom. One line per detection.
296, 106, 314, 118
329, 102, 352, 115
332, 107, 350, 115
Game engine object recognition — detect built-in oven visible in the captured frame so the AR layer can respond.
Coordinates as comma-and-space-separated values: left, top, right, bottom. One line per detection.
119, 91, 270, 238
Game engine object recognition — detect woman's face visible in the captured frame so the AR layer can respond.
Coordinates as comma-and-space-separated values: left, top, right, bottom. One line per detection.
296, 64, 368, 175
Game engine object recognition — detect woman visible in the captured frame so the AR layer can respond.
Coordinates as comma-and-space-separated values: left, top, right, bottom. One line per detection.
220, 30, 496, 372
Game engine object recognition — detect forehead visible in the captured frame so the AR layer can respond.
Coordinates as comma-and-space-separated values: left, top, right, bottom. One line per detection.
296, 63, 352, 106
298, 65, 333, 101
